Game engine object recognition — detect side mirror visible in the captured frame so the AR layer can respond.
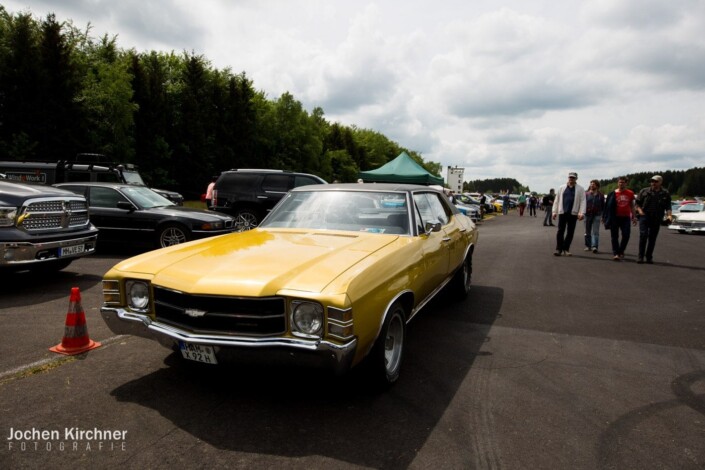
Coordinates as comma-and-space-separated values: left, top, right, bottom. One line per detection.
116, 201, 135, 212
424, 221, 442, 235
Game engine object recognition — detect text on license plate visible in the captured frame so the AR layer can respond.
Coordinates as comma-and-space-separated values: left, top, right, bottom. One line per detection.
179, 341, 218, 364
59, 244, 85, 257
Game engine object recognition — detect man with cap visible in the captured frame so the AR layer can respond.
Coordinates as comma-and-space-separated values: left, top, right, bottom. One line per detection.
635, 175, 673, 264
551, 171, 586, 256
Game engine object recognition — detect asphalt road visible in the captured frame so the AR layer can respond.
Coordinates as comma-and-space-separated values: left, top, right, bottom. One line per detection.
1, 211, 704, 469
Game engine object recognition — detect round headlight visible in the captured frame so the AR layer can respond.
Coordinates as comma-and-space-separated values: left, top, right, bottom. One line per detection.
292, 302, 323, 336
126, 281, 150, 310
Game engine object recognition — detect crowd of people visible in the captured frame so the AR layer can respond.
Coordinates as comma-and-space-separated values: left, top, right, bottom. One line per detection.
492, 172, 674, 263
547, 172, 673, 263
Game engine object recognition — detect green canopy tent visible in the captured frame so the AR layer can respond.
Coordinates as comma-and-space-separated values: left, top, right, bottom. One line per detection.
358, 152, 444, 185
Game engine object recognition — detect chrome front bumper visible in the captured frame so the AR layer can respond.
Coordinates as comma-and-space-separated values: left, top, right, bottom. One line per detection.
668, 223, 705, 233
0, 234, 97, 266
101, 307, 357, 374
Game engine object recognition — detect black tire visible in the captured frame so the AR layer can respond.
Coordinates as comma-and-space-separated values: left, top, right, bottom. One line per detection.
368, 301, 406, 386
450, 254, 472, 300
235, 208, 260, 231
156, 224, 190, 248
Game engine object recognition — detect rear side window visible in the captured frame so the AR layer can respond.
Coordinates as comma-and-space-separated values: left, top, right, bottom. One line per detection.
262, 174, 292, 192
216, 173, 257, 192
294, 175, 322, 187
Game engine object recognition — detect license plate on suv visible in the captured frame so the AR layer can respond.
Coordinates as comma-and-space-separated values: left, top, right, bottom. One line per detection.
179, 341, 218, 364
59, 244, 85, 257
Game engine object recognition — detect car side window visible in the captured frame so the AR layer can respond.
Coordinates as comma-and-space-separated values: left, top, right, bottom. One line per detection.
262, 174, 291, 192
89, 187, 128, 208
413, 193, 450, 228
413, 193, 435, 226
428, 193, 450, 225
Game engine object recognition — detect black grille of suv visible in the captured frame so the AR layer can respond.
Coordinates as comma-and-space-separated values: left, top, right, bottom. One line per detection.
20, 198, 90, 231
153, 287, 287, 336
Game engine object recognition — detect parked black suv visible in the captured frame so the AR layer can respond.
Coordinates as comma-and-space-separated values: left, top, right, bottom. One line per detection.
212, 169, 327, 228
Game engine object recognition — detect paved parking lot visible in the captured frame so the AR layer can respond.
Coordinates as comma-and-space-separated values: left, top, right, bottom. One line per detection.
1, 213, 704, 469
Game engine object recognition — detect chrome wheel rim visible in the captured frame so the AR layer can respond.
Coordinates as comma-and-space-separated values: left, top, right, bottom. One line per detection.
236, 212, 258, 231
384, 312, 404, 375
161, 227, 186, 246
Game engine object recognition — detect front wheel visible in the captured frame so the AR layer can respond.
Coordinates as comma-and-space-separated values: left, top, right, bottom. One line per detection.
450, 254, 472, 300
368, 301, 406, 386
156, 224, 190, 248
235, 209, 260, 232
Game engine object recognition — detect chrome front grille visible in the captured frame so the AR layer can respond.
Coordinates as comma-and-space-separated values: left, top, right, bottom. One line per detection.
153, 287, 287, 336
19, 197, 90, 232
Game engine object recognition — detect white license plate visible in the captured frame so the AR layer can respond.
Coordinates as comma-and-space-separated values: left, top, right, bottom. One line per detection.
59, 244, 85, 257
179, 341, 218, 364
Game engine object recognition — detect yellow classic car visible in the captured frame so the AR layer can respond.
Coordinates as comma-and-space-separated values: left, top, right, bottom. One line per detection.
101, 183, 478, 385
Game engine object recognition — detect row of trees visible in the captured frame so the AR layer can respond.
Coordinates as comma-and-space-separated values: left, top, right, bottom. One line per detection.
465, 168, 705, 197
599, 168, 705, 198
0, 9, 441, 197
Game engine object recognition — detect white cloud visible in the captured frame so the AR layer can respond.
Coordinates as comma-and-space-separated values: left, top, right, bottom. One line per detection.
4, 0, 705, 192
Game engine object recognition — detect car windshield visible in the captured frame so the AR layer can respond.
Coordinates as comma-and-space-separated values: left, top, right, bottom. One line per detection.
261, 190, 411, 235
122, 186, 175, 209
122, 171, 146, 185
679, 203, 704, 212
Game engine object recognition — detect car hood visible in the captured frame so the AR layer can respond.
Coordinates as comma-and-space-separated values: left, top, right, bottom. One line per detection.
111, 229, 398, 296
1, 181, 79, 201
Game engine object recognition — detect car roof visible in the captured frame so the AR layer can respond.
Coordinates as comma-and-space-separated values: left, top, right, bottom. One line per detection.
55, 182, 140, 189
291, 183, 442, 193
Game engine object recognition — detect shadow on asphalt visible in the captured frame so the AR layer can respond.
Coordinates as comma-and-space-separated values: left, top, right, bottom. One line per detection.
0, 243, 153, 306
110, 285, 504, 468
597, 369, 705, 469
1, 269, 103, 305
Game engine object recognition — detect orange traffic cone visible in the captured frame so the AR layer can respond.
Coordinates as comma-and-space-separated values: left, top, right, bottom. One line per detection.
50, 287, 101, 355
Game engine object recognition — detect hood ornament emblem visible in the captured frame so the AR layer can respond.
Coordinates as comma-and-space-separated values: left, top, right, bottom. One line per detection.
184, 308, 207, 318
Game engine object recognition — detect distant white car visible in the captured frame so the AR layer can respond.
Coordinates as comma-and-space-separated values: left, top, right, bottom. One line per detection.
455, 203, 481, 222
677, 203, 704, 213
669, 209, 705, 234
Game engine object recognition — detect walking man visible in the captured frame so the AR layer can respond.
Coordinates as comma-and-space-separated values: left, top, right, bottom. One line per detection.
528, 193, 538, 217
635, 175, 673, 264
552, 172, 586, 256
583, 180, 604, 253
603, 176, 637, 261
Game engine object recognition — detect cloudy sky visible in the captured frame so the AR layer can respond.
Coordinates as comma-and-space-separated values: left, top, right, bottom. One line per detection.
6, 0, 705, 191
